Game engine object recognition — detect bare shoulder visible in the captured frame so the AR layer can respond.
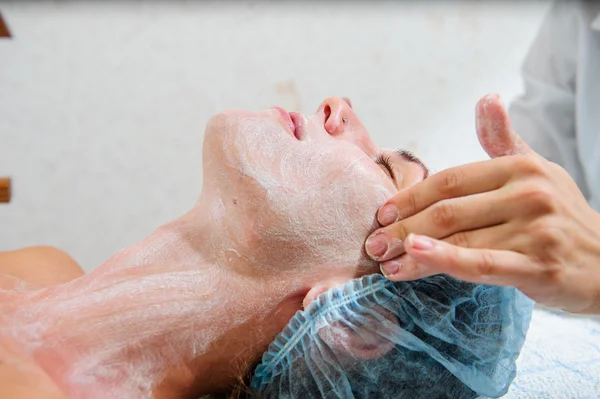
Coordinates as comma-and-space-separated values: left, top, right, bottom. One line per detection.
0, 359, 69, 399
0, 246, 83, 398
0, 246, 84, 289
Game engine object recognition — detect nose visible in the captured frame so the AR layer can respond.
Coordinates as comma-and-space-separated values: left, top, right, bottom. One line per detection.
317, 96, 379, 156
318, 97, 357, 136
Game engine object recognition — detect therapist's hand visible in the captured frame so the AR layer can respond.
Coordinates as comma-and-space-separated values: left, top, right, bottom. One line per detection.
365, 94, 600, 314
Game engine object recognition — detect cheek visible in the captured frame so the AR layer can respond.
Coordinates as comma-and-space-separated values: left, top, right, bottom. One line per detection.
204, 113, 285, 172
251, 165, 392, 269
204, 119, 394, 272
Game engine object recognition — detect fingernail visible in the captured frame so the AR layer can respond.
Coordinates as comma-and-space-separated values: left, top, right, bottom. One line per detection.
380, 260, 401, 278
407, 233, 434, 251
365, 233, 389, 259
378, 204, 399, 226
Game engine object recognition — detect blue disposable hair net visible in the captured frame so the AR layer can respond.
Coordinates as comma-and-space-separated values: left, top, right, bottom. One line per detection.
251, 274, 533, 398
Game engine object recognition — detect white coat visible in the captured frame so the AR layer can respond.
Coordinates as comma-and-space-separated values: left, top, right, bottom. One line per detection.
509, 0, 600, 211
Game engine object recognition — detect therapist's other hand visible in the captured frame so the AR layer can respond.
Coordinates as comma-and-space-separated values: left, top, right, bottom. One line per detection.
365, 94, 600, 314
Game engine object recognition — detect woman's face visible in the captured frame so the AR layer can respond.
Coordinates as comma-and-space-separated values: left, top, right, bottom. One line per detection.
201, 97, 427, 283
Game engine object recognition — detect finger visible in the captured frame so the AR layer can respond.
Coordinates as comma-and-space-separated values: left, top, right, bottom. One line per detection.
395, 233, 537, 287
379, 224, 517, 280
376, 93, 537, 227
475, 94, 534, 158
376, 157, 516, 227
442, 223, 520, 252
380, 254, 437, 281
368, 190, 510, 261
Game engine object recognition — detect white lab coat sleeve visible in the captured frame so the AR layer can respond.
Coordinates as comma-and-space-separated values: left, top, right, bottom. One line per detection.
508, 1, 588, 192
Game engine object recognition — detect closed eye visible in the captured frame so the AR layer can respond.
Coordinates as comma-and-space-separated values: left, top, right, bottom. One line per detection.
374, 153, 396, 181
374, 149, 429, 185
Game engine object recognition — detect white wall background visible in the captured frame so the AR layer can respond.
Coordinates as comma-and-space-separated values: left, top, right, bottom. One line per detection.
0, 0, 550, 272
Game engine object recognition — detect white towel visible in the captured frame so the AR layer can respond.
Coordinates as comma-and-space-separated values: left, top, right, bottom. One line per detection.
494, 307, 600, 399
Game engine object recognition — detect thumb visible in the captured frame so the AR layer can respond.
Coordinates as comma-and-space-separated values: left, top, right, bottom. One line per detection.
475, 93, 534, 158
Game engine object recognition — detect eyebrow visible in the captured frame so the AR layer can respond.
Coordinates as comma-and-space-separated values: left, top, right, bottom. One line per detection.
394, 149, 430, 178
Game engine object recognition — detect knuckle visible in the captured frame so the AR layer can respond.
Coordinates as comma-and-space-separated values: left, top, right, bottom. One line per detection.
476, 251, 497, 276
516, 183, 558, 215
406, 191, 419, 216
443, 244, 460, 266
514, 155, 548, 177
548, 161, 580, 185
392, 222, 411, 241
449, 231, 470, 248
529, 218, 565, 260
537, 223, 562, 247
431, 201, 456, 230
538, 262, 564, 286
436, 170, 463, 196
398, 255, 432, 280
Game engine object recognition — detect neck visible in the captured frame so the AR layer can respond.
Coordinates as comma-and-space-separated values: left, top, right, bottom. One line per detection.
4, 216, 306, 399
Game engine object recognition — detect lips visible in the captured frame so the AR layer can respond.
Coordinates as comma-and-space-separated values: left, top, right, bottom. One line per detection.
289, 112, 305, 140
271, 107, 305, 140
271, 107, 296, 138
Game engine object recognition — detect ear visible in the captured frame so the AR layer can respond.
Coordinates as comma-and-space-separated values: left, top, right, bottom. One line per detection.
302, 279, 348, 310
475, 94, 536, 158
317, 304, 398, 360
303, 278, 398, 361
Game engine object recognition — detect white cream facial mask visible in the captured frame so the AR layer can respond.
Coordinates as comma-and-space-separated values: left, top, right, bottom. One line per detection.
0, 105, 396, 399
202, 110, 395, 279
